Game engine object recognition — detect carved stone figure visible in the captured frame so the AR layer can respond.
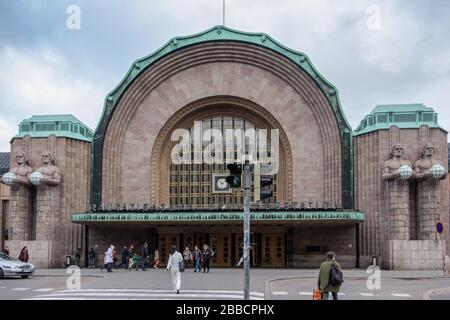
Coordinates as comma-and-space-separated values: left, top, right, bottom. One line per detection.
413, 143, 448, 181
382, 144, 413, 181
33, 151, 62, 186
0, 152, 32, 186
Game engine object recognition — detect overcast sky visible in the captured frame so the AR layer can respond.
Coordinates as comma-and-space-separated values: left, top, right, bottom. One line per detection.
0, 0, 449, 150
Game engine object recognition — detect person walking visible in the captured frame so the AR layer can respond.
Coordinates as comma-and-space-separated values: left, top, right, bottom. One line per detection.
183, 246, 193, 270
118, 246, 129, 269
100, 251, 108, 272
140, 242, 149, 271
192, 246, 202, 272
106, 245, 114, 272
75, 248, 82, 267
2, 245, 9, 256
202, 244, 214, 273
318, 251, 344, 300
18, 246, 29, 262
166, 245, 183, 294
88, 248, 96, 268
153, 249, 160, 269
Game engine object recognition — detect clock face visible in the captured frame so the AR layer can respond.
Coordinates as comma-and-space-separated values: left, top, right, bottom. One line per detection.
216, 177, 228, 190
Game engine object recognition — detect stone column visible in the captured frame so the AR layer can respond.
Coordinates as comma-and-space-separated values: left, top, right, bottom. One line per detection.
8, 184, 31, 240
417, 179, 440, 240
385, 179, 410, 240
35, 184, 61, 241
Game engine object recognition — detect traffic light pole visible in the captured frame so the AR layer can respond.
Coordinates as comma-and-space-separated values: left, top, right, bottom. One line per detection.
243, 160, 251, 300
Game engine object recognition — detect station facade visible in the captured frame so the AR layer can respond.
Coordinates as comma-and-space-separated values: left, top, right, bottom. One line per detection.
1, 26, 448, 269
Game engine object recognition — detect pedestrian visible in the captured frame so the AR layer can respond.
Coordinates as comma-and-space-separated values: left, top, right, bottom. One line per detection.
183, 246, 193, 269
88, 248, 96, 268
202, 244, 214, 273
128, 253, 139, 270
2, 245, 9, 256
166, 245, 184, 294
106, 245, 114, 272
118, 246, 129, 269
153, 249, 160, 269
140, 242, 149, 271
18, 246, 29, 262
318, 251, 344, 300
112, 248, 118, 269
192, 245, 202, 272
75, 248, 81, 267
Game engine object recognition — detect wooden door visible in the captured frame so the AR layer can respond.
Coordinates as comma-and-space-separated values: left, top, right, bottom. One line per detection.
210, 233, 232, 266
261, 233, 285, 267
158, 233, 179, 266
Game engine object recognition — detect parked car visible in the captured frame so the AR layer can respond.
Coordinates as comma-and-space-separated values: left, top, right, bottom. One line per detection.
0, 252, 35, 279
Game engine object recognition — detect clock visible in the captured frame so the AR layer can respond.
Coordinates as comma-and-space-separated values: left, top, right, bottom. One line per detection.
216, 177, 228, 190
212, 174, 231, 193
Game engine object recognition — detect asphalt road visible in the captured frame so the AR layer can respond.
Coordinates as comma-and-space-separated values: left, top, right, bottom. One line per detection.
1, 267, 449, 300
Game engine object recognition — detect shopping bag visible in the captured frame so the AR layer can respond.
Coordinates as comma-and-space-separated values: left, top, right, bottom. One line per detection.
313, 288, 322, 300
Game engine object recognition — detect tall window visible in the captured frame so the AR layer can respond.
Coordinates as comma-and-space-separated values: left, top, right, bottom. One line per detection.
169, 116, 278, 208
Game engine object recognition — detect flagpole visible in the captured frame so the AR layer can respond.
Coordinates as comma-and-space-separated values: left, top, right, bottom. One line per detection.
223, 0, 225, 26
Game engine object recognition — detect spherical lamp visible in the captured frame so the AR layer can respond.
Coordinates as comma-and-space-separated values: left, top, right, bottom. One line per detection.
30, 171, 43, 186
430, 164, 446, 180
398, 165, 413, 180
1, 172, 16, 185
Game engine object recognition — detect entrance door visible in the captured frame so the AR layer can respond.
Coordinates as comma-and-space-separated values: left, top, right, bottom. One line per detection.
261, 233, 285, 267
210, 233, 232, 266
158, 234, 179, 266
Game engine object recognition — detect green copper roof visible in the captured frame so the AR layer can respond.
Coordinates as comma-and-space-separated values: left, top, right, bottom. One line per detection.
72, 211, 365, 224
15, 115, 94, 142
96, 25, 351, 133
354, 103, 444, 136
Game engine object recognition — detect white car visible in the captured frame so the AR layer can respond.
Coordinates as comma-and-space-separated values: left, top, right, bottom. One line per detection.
0, 252, 35, 279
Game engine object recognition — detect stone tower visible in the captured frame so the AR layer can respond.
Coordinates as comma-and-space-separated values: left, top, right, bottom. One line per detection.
354, 104, 449, 270
3, 115, 92, 268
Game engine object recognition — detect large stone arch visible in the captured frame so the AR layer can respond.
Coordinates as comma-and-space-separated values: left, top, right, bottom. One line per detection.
92, 27, 353, 208
149, 96, 293, 205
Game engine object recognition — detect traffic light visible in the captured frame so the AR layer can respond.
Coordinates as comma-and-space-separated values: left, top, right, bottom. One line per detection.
260, 176, 273, 199
226, 163, 242, 188
255, 163, 274, 201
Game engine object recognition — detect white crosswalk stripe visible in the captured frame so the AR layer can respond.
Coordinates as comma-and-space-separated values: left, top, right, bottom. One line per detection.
392, 293, 411, 297
272, 291, 289, 295
360, 293, 374, 297
12, 288, 30, 291
33, 288, 55, 292
25, 289, 265, 300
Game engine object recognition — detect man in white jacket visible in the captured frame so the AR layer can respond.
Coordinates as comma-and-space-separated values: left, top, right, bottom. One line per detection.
166, 245, 184, 294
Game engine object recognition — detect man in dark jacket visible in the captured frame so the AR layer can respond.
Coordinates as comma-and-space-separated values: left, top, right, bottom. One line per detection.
75, 248, 82, 267
118, 246, 129, 269
140, 243, 149, 271
318, 251, 343, 300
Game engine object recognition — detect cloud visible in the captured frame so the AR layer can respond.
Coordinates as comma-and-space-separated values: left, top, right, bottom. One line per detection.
0, 45, 108, 150
0, 0, 449, 151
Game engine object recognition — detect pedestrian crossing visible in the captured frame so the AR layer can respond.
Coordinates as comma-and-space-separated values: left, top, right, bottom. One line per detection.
24, 289, 265, 300
0, 286, 413, 300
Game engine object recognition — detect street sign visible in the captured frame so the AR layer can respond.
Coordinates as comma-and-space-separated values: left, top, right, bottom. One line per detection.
437, 222, 443, 234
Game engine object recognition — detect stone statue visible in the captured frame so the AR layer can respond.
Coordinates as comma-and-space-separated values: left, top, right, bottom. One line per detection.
382, 144, 413, 181
0, 152, 32, 186
33, 151, 62, 186
414, 143, 448, 181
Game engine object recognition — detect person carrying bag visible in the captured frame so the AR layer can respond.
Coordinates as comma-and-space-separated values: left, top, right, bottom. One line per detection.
166, 245, 184, 294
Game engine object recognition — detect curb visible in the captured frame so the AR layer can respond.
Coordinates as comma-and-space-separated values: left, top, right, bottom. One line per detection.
422, 287, 450, 300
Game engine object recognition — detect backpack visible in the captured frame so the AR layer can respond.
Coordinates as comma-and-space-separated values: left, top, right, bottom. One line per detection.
329, 263, 344, 286
179, 259, 185, 272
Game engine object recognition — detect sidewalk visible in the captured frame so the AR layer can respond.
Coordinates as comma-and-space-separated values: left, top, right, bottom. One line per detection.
34, 267, 449, 279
